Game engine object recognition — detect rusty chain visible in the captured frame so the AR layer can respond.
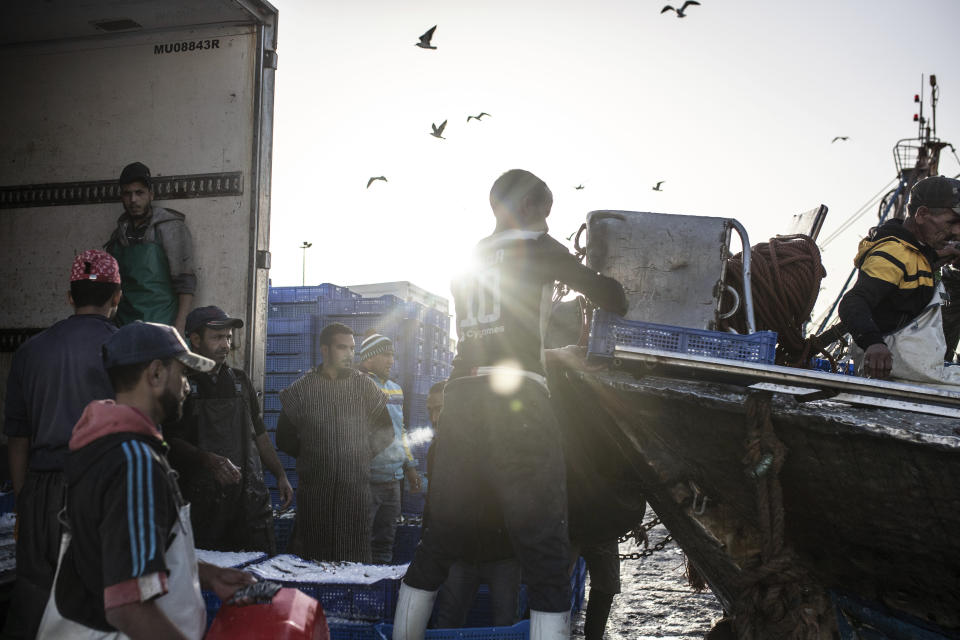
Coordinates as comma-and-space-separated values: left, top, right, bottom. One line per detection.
618, 533, 674, 561
616, 515, 674, 561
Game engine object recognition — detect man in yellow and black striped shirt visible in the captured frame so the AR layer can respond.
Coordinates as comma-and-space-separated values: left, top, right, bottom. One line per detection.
839, 176, 960, 378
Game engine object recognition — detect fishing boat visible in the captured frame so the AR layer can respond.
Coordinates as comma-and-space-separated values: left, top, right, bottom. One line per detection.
554, 76, 960, 639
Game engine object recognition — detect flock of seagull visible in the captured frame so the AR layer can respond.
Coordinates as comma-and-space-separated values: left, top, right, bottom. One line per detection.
365, 21, 851, 192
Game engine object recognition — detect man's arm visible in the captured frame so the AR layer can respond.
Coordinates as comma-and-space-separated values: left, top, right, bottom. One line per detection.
547, 244, 627, 316
7, 437, 29, 498
159, 219, 196, 335
197, 561, 257, 601
254, 433, 293, 510
4, 354, 31, 496
837, 271, 898, 350
167, 437, 241, 486
276, 410, 300, 457
838, 256, 900, 379
175, 293, 193, 336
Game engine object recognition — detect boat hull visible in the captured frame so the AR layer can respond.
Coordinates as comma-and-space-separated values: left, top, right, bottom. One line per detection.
552, 365, 960, 636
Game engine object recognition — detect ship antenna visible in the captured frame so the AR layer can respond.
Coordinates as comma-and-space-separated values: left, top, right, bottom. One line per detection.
930, 74, 938, 139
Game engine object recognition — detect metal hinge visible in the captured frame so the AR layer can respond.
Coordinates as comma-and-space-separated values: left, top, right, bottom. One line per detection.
263, 50, 278, 70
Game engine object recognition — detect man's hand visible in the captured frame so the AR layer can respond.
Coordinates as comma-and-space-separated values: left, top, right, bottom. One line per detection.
205, 452, 241, 485
404, 466, 423, 494
937, 241, 960, 263
277, 475, 294, 511
863, 342, 893, 379
198, 562, 257, 603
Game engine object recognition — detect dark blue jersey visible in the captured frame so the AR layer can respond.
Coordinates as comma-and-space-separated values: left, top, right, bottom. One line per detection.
4, 314, 117, 470
450, 230, 626, 380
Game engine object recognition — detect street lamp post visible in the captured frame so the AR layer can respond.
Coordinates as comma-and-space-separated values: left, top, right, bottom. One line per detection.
300, 241, 313, 286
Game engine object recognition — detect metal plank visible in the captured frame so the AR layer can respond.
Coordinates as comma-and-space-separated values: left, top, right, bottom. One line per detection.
614, 345, 960, 408
749, 383, 960, 418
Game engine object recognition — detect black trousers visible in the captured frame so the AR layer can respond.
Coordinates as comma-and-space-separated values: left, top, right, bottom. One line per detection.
1, 470, 67, 640
404, 376, 572, 613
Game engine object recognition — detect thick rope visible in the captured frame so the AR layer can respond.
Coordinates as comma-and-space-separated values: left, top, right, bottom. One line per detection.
721, 235, 828, 366
733, 393, 832, 639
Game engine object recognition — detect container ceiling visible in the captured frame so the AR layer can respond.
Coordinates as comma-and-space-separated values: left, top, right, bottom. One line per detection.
1, 0, 276, 46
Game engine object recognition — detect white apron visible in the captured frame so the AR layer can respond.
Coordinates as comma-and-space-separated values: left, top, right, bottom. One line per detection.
848, 283, 960, 387
36, 503, 206, 640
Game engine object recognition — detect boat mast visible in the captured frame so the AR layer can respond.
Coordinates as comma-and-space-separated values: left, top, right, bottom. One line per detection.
815, 75, 947, 335
889, 73, 946, 220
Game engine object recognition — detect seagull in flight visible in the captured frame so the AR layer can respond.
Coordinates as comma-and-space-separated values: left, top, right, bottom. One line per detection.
831, 136, 849, 143
575, 184, 585, 190
652, 181, 665, 191
467, 112, 491, 122
366, 176, 387, 188
661, 1, 700, 17
416, 26, 437, 49
430, 120, 447, 139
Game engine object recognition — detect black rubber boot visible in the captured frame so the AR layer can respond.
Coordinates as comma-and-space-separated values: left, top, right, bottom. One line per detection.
584, 589, 615, 640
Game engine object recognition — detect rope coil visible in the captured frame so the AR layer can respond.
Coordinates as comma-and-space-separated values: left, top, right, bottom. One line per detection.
721, 235, 828, 366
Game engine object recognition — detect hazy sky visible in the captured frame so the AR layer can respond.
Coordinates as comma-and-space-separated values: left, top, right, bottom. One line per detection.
267, 0, 960, 326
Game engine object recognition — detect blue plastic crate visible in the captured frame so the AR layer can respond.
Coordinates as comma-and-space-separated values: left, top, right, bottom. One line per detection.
202, 590, 222, 630
270, 284, 359, 303
266, 353, 314, 373
263, 411, 279, 430
403, 373, 435, 396
401, 487, 426, 516
375, 621, 530, 640
264, 393, 282, 413
266, 334, 310, 355
322, 295, 405, 316
329, 620, 380, 640
262, 579, 397, 622
0, 491, 15, 515
588, 310, 777, 364
269, 300, 322, 319
265, 467, 298, 489
571, 557, 586, 613
267, 317, 313, 335
391, 523, 422, 564
810, 358, 856, 375
265, 373, 305, 393
278, 451, 297, 470
274, 513, 296, 553
314, 314, 404, 345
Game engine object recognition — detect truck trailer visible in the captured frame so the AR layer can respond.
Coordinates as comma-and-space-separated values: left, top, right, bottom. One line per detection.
0, 0, 279, 406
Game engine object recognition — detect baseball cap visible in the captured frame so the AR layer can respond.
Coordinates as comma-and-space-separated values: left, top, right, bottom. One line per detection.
103, 321, 215, 372
909, 176, 960, 214
118, 162, 152, 188
185, 306, 244, 336
70, 249, 121, 284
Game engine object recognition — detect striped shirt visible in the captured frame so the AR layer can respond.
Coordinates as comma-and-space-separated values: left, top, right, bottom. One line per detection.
278, 368, 391, 562
59, 401, 181, 630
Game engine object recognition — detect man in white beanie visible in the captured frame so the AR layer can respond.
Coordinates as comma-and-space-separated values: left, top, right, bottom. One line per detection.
357, 331, 423, 563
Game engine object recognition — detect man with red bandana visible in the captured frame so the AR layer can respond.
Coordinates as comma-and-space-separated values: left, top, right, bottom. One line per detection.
2, 250, 122, 639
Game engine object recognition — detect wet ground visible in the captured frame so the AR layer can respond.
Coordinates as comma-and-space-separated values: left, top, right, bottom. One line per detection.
574, 521, 724, 640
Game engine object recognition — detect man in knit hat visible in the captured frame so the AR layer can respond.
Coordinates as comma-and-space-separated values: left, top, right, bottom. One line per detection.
3, 250, 122, 639
357, 331, 422, 563
839, 175, 960, 379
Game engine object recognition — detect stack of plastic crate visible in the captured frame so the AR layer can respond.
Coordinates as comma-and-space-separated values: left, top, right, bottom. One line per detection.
267, 283, 455, 519
245, 555, 406, 624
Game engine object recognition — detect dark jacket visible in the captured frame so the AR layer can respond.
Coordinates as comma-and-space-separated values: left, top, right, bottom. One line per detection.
838, 219, 939, 349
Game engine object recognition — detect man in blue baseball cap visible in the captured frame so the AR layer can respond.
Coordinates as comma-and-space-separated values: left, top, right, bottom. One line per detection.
165, 306, 293, 555
37, 321, 255, 639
